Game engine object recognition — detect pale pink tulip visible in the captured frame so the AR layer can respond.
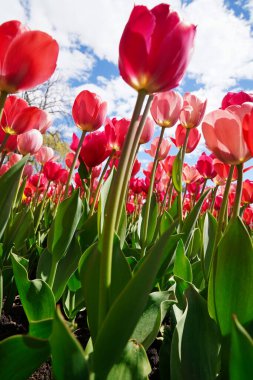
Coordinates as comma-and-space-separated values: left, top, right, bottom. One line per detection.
150, 90, 183, 127
17, 129, 43, 155
180, 92, 207, 128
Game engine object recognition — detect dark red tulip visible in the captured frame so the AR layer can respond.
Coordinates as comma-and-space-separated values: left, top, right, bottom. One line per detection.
196, 152, 216, 179
80, 131, 110, 168
43, 161, 62, 182
221, 91, 253, 110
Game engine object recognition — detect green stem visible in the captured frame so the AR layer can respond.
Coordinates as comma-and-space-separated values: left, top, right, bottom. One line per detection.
161, 177, 171, 214
47, 258, 58, 288
178, 128, 190, 228
200, 178, 208, 197
232, 163, 243, 219
35, 181, 51, 233
0, 151, 6, 169
89, 151, 114, 217
64, 130, 86, 199
98, 90, 146, 327
141, 126, 165, 251
167, 181, 174, 210
210, 185, 218, 213
33, 167, 43, 210
115, 94, 154, 231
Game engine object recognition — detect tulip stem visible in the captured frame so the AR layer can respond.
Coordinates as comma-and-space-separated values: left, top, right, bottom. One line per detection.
178, 128, 190, 228
89, 151, 115, 217
0, 152, 6, 169
141, 126, 165, 253
200, 178, 208, 197
98, 90, 146, 327
64, 131, 86, 199
115, 94, 154, 231
210, 185, 218, 213
232, 163, 243, 219
161, 177, 172, 213
34, 180, 51, 233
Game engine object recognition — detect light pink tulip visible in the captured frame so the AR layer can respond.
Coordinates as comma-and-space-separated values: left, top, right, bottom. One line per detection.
180, 92, 207, 128
35, 146, 55, 165
150, 91, 183, 127
17, 129, 43, 155
139, 116, 154, 144
145, 137, 171, 161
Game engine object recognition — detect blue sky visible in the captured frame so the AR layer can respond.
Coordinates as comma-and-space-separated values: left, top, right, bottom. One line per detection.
1, 0, 253, 174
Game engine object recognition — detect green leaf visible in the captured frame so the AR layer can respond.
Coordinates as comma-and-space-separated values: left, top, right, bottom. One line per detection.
132, 291, 175, 349
160, 211, 174, 235
50, 307, 89, 380
172, 150, 182, 192
78, 212, 98, 252
4, 208, 34, 252
92, 222, 177, 377
173, 240, 193, 282
0, 269, 2, 316
208, 217, 253, 335
47, 189, 83, 262
156, 234, 183, 279
140, 193, 159, 246
0, 335, 50, 380
107, 340, 151, 380
182, 190, 210, 247
0, 156, 28, 240
79, 237, 132, 342
171, 285, 220, 380
230, 316, 253, 380
202, 212, 217, 278
11, 253, 55, 325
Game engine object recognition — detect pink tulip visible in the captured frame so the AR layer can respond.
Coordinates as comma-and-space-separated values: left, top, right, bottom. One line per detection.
180, 92, 207, 129
104, 118, 130, 151
202, 103, 253, 164
119, 4, 196, 93
196, 152, 216, 179
182, 164, 202, 184
65, 152, 80, 169
145, 137, 171, 160
150, 91, 183, 127
72, 90, 107, 132
35, 146, 55, 165
8, 153, 22, 166
139, 116, 154, 144
171, 123, 200, 153
17, 129, 43, 155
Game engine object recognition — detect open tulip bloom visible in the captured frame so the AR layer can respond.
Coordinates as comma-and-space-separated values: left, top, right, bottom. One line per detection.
1, 4, 253, 380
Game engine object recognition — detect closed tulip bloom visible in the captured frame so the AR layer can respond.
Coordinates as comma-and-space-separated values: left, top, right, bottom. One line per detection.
43, 161, 62, 181
0, 20, 59, 93
139, 116, 154, 144
104, 118, 130, 151
145, 137, 171, 160
119, 4, 196, 94
196, 152, 216, 179
202, 103, 253, 164
171, 123, 200, 153
221, 91, 253, 110
182, 163, 202, 184
80, 131, 110, 167
243, 108, 253, 155
72, 90, 107, 132
242, 180, 253, 204
65, 152, 80, 169
23, 164, 33, 178
17, 129, 43, 155
162, 155, 176, 177
150, 91, 183, 127
8, 153, 22, 166
24, 106, 51, 134
35, 146, 55, 165
180, 92, 207, 129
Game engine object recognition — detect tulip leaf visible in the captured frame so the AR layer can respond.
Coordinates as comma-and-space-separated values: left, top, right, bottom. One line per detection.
47, 189, 83, 262
0, 156, 28, 240
50, 307, 89, 380
202, 212, 217, 278
0, 335, 50, 380
172, 150, 182, 192
4, 208, 34, 252
173, 240, 193, 282
107, 340, 151, 380
230, 315, 253, 380
78, 212, 98, 252
11, 253, 55, 326
92, 222, 177, 378
208, 217, 253, 335
171, 285, 220, 380
132, 291, 176, 349
140, 193, 159, 246
97, 167, 115, 235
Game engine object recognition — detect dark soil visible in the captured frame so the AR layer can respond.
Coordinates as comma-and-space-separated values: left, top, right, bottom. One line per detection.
1, 300, 161, 379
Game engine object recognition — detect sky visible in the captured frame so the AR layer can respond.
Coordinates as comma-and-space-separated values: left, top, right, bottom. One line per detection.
1, 0, 253, 171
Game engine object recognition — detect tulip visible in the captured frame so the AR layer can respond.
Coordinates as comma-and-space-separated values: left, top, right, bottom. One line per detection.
0, 20, 59, 93
8, 153, 22, 166
180, 92, 207, 129
17, 129, 43, 155
145, 137, 171, 161
23, 164, 33, 178
104, 118, 130, 151
162, 155, 176, 178
196, 152, 216, 179
171, 124, 200, 153
221, 91, 253, 109
35, 146, 55, 165
202, 103, 253, 165
43, 161, 62, 182
243, 108, 253, 156
139, 116, 154, 144
241, 180, 253, 204
80, 131, 110, 168
150, 91, 183, 127
65, 152, 80, 169
119, 4, 196, 93
0, 95, 28, 134
182, 164, 202, 184
72, 90, 107, 132
0, 128, 17, 152
131, 158, 141, 177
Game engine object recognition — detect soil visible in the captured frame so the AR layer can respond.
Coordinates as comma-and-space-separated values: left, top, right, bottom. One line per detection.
1, 300, 161, 379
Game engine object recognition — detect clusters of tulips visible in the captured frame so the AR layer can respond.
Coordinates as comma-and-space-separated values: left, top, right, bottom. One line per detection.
1, 3, 253, 380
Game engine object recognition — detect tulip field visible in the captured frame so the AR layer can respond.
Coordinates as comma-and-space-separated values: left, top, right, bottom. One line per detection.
1, 3, 253, 380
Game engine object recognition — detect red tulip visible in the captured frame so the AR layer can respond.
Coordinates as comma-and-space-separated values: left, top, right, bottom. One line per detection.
242, 180, 253, 204
196, 152, 216, 179
104, 118, 130, 151
80, 131, 110, 168
150, 91, 183, 127
243, 108, 253, 156
162, 155, 176, 177
72, 90, 107, 132
243, 206, 253, 227
0, 127, 17, 152
131, 158, 141, 177
221, 91, 253, 110
43, 161, 62, 181
171, 124, 200, 153
119, 4, 196, 93
180, 92, 207, 129
29, 173, 47, 192
0, 20, 59, 93
65, 152, 80, 169
202, 103, 253, 164
17, 129, 43, 155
